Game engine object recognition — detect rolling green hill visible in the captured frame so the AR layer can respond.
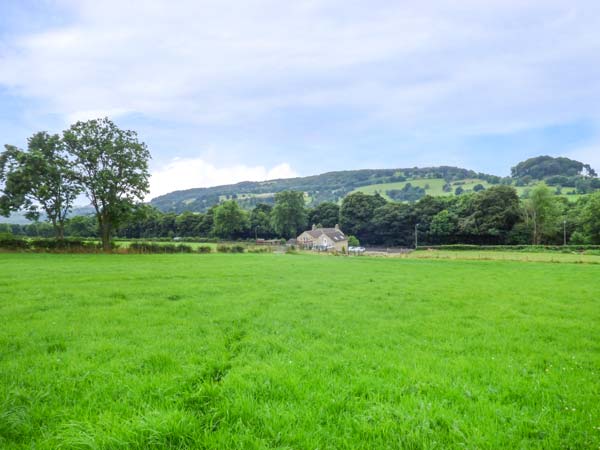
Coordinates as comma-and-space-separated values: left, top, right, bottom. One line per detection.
150, 166, 503, 213
150, 155, 598, 213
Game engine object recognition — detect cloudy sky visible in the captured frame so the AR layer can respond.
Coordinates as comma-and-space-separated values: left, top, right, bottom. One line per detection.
1, 0, 599, 199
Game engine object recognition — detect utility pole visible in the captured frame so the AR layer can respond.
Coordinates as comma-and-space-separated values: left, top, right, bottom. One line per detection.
563, 220, 567, 246
415, 223, 419, 249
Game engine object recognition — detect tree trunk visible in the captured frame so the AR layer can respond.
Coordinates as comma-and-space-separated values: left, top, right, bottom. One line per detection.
50, 218, 65, 241
100, 216, 112, 252
57, 225, 65, 241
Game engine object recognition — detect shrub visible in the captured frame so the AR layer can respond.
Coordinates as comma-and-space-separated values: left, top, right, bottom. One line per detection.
348, 235, 360, 247
197, 245, 212, 254
217, 244, 231, 253
0, 235, 30, 250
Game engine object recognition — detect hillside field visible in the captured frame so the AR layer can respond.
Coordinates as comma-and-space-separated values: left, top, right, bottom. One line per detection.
1, 253, 599, 449
351, 178, 584, 202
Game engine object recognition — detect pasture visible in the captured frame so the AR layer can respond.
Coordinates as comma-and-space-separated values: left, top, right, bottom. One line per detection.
351, 177, 584, 202
1, 253, 599, 449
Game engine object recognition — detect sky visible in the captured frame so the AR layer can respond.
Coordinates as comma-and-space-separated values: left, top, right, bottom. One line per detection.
1, 0, 599, 200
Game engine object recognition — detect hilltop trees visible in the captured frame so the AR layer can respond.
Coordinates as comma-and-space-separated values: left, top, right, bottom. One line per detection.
63, 118, 151, 251
0, 132, 81, 239
511, 155, 596, 179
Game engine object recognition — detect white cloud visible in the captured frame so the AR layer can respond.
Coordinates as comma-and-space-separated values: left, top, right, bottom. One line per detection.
1, 0, 598, 132
148, 158, 297, 200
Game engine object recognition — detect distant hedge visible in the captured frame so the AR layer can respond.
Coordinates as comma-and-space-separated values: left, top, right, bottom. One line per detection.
0, 236, 108, 253
0, 237, 212, 254
216, 244, 245, 253
127, 242, 197, 254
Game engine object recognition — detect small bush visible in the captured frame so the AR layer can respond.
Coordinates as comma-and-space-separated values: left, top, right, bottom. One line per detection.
0, 235, 30, 250
217, 244, 246, 253
197, 245, 212, 254
247, 246, 272, 253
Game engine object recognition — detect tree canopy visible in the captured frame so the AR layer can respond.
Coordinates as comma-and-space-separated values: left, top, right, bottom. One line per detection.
63, 118, 151, 250
0, 132, 80, 239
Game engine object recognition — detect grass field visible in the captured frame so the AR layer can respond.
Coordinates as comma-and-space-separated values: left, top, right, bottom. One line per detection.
1, 253, 599, 449
351, 178, 585, 202
351, 178, 492, 200
407, 249, 600, 264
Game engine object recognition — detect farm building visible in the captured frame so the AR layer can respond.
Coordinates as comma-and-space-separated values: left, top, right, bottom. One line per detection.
297, 224, 348, 251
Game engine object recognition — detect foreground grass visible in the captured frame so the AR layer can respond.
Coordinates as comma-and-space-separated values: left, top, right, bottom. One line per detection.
1, 254, 599, 449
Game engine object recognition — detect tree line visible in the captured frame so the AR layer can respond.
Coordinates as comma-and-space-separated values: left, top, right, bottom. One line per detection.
4, 184, 600, 247
0, 118, 150, 250
3, 122, 600, 248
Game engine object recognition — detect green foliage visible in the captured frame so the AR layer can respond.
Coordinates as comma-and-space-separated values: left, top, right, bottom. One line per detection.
511, 155, 596, 179
270, 191, 307, 239
63, 118, 151, 251
249, 203, 274, 238
0, 132, 81, 238
580, 191, 600, 243
128, 242, 195, 254
216, 244, 246, 253
524, 184, 561, 244
459, 186, 521, 240
347, 235, 360, 247
308, 202, 340, 228
340, 192, 386, 242
1, 253, 599, 448
386, 183, 426, 202
0, 235, 29, 250
213, 201, 248, 239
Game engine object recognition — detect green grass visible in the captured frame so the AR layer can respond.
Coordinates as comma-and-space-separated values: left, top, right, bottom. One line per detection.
408, 249, 600, 264
351, 178, 492, 200
1, 253, 599, 449
352, 178, 587, 202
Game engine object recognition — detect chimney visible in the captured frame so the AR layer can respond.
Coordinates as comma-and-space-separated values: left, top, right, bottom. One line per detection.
312, 224, 316, 230
335, 224, 339, 230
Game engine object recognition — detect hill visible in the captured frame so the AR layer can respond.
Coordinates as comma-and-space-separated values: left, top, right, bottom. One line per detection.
150, 166, 502, 213
150, 156, 599, 213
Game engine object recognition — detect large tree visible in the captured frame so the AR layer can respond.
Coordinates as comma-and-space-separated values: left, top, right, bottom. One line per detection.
270, 191, 307, 238
0, 132, 80, 239
524, 184, 560, 244
371, 202, 412, 246
308, 202, 340, 228
213, 200, 248, 239
581, 191, 600, 244
459, 186, 521, 243
250, 203, 274, 238
339, 192, 386, 243
63, 118, 150, 251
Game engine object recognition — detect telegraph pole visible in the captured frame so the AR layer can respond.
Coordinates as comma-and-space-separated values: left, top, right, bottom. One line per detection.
563, 220, 567, 246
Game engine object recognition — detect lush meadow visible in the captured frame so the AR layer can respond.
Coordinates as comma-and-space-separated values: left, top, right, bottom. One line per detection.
1, 253, 599, 449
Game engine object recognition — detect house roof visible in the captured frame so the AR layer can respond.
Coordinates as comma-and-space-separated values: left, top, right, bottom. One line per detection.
304, 227, 347, 242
